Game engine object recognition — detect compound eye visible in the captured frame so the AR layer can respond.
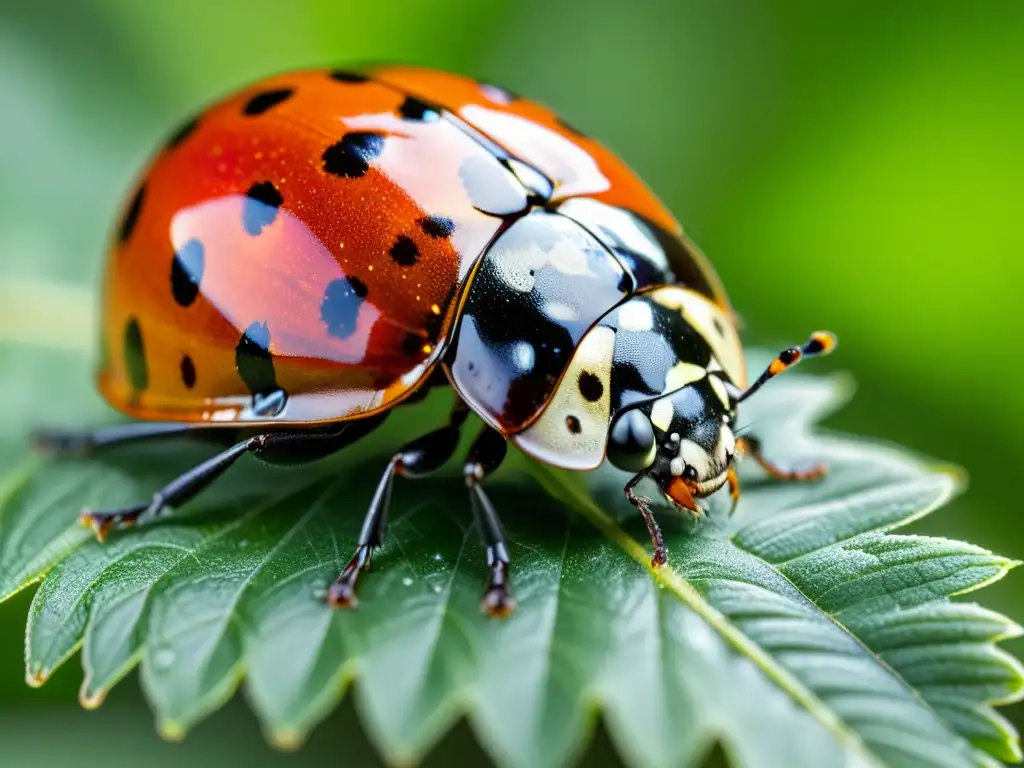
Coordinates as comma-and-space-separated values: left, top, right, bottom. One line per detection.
683, 465, 698, 481
607, 409, 657, 473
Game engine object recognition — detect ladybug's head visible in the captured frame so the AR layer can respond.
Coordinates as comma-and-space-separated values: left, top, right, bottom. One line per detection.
606, 376, 736, 512
603, 329, 838, 513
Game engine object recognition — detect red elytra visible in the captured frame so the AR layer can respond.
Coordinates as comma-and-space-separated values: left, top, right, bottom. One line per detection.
100, 65, 728, 428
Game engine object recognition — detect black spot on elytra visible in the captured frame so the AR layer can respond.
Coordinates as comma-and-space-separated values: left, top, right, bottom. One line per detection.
235, 321, 279, 396
181, 355, 197, 389
555, 115, 587, 138
418, 216, 454, 238
712, 316, 726, 337
401, 333, 426, 357
321, 277, 368, 340
329, 70, 369, 83
322, 132, 385, 178
578, 371, 604, 402
243, 88, 293, 116
171, 239, 204, 307
119, 184, 145, 243
166, 116, 199, 149
124, 318, 148, 393
243, 181, 284, 236
389, 235, 419, 266
398, 96, 440, 121
565, 415, 582, 434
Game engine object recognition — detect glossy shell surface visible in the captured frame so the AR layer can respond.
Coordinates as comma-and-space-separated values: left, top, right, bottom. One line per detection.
98, 65, 733, 433
100, 70, 521, 424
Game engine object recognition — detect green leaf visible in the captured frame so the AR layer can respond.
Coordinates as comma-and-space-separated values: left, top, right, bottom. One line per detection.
0, 293, 1020, 768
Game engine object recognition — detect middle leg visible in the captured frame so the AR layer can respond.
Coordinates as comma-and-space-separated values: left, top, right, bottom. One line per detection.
327, 407, 469, 608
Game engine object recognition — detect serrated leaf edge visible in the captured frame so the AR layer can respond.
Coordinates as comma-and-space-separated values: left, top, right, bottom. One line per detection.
746, 483, 1024, 762
528, 461, 887, 768
0, 456, 46, 602
537, 458, 1024, 767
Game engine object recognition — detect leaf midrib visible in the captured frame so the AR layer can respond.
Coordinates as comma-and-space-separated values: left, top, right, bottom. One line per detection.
725, 471, 1019, 763
528, 462, 887, 768
732, 528, 973, 756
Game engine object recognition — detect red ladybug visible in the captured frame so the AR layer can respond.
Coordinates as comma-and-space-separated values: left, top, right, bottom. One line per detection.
35, 66, 836, 616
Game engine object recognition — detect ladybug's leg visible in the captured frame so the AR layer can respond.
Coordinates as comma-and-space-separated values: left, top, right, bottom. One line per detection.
32, 422, 229, 458
727, 464, 741, 515
463, 427, 514, 617
736, 437, 827, 482
624, 474, 668, 568
328, 408, 469, 608
80, 419, 384, 541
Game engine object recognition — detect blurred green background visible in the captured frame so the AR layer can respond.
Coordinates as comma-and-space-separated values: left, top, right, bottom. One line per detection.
1, 0, 1022, 765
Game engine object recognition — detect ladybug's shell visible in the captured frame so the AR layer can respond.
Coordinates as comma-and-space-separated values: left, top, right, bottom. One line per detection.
99, 66, 732, 428
100, 71, 521, 424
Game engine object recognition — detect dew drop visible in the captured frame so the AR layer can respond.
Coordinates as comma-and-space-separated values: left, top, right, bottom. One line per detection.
402, 577, 414, 587
432, 585, 442, 594
433, 553, 443, 562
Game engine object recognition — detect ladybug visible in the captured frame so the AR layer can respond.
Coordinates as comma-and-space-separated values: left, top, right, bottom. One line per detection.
34, 66, 836, 616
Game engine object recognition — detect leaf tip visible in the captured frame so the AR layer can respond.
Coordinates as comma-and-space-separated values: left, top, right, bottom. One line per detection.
78, 683, 107, 710
268, 729, 306, 752
158, 720, 187, 742
999, 618, 1024, 643
933, 463, 969, 491
383, 751, 420, 768
24, 665, 48, 688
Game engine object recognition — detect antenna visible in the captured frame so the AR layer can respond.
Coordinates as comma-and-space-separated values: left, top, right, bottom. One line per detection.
738, 331, 837, 403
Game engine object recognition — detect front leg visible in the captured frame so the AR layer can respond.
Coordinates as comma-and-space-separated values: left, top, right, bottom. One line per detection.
737, 437, 827, 481
624, 474, 668, 568
727, 464, 740, 515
